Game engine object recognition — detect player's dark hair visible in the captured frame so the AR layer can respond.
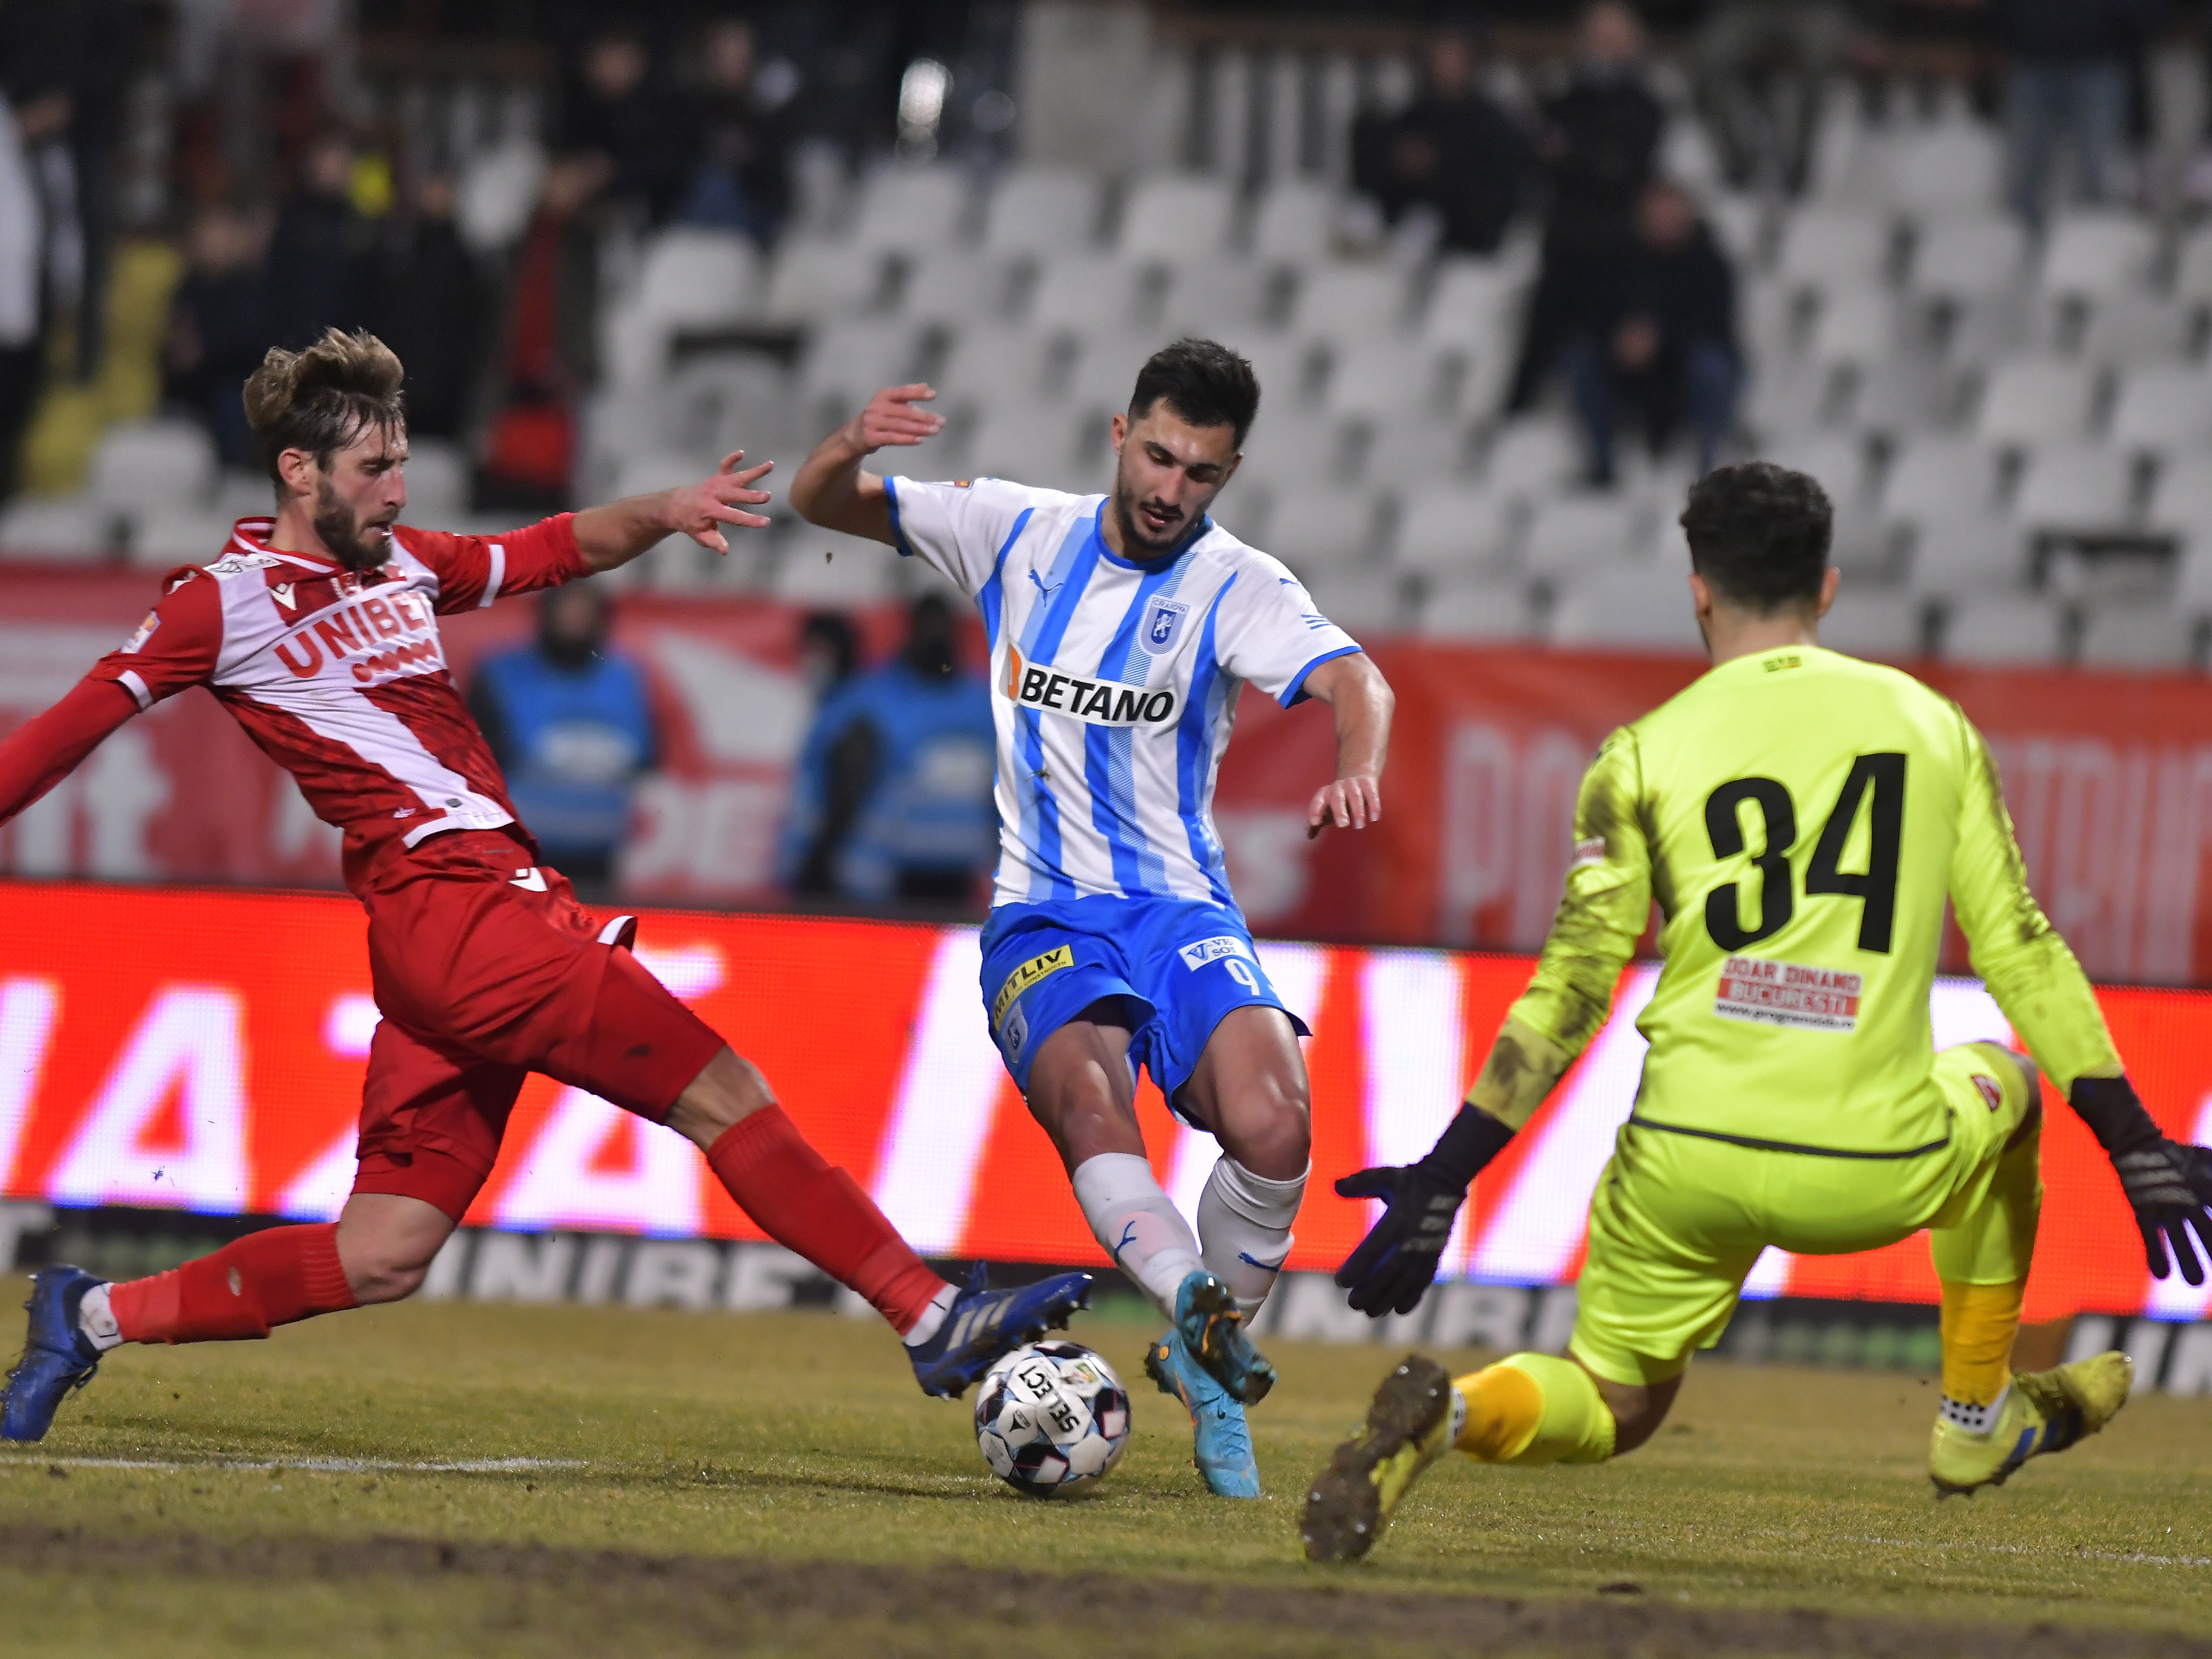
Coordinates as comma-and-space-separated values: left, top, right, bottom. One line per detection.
1679, 462, 1833, 614
1129, 338, 1260, 449
242, 327, 407, 486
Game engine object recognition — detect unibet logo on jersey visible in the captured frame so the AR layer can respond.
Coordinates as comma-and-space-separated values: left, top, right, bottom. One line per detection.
1002, 646, 1177, 727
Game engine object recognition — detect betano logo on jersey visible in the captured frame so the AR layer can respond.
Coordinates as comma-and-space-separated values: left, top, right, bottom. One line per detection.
270, 589, 445, 686
1001, 645, 1178, 727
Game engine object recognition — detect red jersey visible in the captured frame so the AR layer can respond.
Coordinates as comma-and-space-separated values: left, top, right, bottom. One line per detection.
84, 514, 587, 893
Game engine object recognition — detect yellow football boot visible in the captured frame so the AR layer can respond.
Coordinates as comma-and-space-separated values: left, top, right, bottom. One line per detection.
1929, 1351, 2134, 1497
1302, 1355, 1460, 1563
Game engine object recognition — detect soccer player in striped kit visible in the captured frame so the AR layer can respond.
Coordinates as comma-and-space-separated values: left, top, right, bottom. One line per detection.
792, 340, 1397, 1497
0, 328, 1091, 1443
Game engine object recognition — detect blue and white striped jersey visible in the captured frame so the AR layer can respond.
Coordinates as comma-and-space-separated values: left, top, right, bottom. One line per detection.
884, 476, 1362, 909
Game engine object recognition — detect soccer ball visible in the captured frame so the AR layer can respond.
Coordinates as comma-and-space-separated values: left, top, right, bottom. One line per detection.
973, 1340, 1131, 1497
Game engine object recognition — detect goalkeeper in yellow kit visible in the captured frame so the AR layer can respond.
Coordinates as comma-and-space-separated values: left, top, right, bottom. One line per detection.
1303, 462, 2212, 1563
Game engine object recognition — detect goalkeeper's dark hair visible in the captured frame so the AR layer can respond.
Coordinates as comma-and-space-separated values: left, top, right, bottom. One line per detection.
1679, 462, 1833, 614
242, 327, 407, 485
1129, 337, 1260, 449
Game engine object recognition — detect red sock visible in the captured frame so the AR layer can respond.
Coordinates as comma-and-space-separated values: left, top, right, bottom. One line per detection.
109, 1223, 359, 1344
706, 1107, 948, 1335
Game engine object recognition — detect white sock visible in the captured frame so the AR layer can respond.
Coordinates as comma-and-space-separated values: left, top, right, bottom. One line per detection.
1197, 1155, 1308, 1318
901, 1283, 957, 1348
1939, 1384, 2009, 1436
1071, 1151, 1204, 1321
78, 1283, 123, 1352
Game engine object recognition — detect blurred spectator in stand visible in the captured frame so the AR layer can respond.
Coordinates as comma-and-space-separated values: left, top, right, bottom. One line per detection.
679, 18, 796, 246
1510, 1, 1666, 412
267, 129, 375, 350
164, 202, 273, 470
468, 583, 657, 895
1993, 0, 2155, 228
373, 173, 485, 442
476, 152, 611, 511
1560, 179, 1741, 487
796, 609, 862, 704
1351, 25, 1529, 257
0, 92, 41, 502
782, 594, 996, 908
1694, 3, 1855, 195
557, 24, 690, 224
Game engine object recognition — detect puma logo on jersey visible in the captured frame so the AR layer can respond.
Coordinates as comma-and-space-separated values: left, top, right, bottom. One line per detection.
1002, 645, 1177, 727
510, 867, 548, 892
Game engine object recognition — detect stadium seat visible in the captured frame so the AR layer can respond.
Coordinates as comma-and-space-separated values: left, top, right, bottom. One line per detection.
1260, 485, 1382, 576
661, 356, 795, 462
1846, 357, 1948, 436
1027, 256, 1148, 337
773, 533, 902, 603
1299, 569, 1405, 636
1234, 334, 1321, 409
633, 229, 760, 328
1776, 207, 1892, 297
851, 165, 972, 255
90, 419, 217, 514
2039, 209, 2158, 302
613, 451, 717, 501
1118, 173, 1236, 265
961, 403, 1097, 494
1391, 484, 1514, 578
2010, 446, 2135, 537
1063, 330, 1162, 418
2079, 604, 2195, 670
2174, 224, 2212, 307
1419, 575, 1536, 641
1907, 514, 2030, 597
1522, 495, 1647, 581
982, 165, 1104, 256
1550, 564, 1704, 652
1758, 432, 1870, 503
1881, 435, 2002, 530
1233, 410, 1350, 496
1325, 340, 1448, 421
400, 439, 470, 521
1808, 287, 1900, 369
898, 248, 1019, 328
1701, 191, 1767, 269
128, 511, 246, 568
1249, 178, 1339, 268
796, 318, 924, 421
1355, 411, 1475, 484
2077, 293, 2191, 368
213, 470, 273, 522
1940, 594, 2065, 664
454, 138, 544, 254
935, 328, 1059, 413
2109, 365, 2212, 455
1159, 260, 1272, 337
1973, 357, 2098, 447
0, 495, 115, 562
1423, 255, 1529, 416
762, 235, 887, 323
1289, 261, 1414, 350
1887, 123, 2006, 219
2150, 459, 2212, 532
1483, 419, 1586, 500
1820, 587, 1925, 659
1907, 214, 2028, 305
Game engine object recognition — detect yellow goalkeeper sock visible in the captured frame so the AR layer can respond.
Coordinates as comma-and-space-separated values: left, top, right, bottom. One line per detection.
1938, 1277, 2026, 1433
1453, 1352, 1616, 1466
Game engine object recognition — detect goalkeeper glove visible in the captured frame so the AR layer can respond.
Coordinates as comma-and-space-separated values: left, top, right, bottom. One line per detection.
1332, 1106, 1515, 1317
2070, 1076, 2212, 1286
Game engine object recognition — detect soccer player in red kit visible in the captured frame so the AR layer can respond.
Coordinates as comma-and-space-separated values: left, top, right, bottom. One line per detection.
0, 329, 1088, 1441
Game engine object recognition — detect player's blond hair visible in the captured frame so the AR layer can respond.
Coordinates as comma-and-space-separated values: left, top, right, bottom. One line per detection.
242, 327, 407, 486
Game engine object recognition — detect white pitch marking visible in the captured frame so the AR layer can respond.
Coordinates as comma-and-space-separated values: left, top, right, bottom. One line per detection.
0, 1455, 584, 1474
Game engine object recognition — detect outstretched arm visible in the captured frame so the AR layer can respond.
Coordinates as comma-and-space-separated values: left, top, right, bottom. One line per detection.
0, 680, 139, 824
571, 452, 775, 573
788, 384, 946, 544
1336, 728, 1652, 1315
1299, 652, 1393, 839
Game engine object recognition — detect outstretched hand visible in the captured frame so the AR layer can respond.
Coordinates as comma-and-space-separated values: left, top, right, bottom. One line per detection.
2114, 1138, 2212, 1284
850, 383, 946, 453
670, 452, 775, 555
1307, 774, 1381, 840
1332, 1163, 1465, 1317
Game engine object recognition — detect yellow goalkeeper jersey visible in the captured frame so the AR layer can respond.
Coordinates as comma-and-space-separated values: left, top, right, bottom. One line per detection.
1468, 644, 2121, 1157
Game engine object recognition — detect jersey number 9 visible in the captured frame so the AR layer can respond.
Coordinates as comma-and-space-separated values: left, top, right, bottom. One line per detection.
1703, 754, 1906, 955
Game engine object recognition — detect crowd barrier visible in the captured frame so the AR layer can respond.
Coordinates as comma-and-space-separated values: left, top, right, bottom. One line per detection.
6, 567, 2212, 976
3, 880, 2209, 1325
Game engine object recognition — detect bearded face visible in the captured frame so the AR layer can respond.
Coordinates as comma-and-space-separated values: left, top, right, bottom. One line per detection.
313, 469, 396, 571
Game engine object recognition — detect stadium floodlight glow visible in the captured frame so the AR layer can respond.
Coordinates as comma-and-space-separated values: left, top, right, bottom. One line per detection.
897, 58, 951, 160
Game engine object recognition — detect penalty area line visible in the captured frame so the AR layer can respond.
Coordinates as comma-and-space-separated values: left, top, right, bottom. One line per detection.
0, 1455, 586, 1475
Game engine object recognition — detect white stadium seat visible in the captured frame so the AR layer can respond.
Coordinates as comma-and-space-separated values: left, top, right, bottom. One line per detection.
935, 328, 1059, 413
1521, 495, 1646, 581
2148, 459, 2212, 531
1941, 594, 2064, 664
1249, 179, 1339, 267
2175, 225, 2212, 306
90, 419, 217, 514
1483, 419, 1586, 500
0, 495, 114, 562
1423, 256, 1527, 353
1117, 173, 1236, 265
1907, 514, 2030, 597
1808, 288, 1900, 369
1299, 570, 1405, 637
1550, 564, 1703, 652
1027, 256, 1147, 337
2039, 209, 2158, 301
1973, 357, 2098, 447
2078, 293, 2191, 368
1234, 334, 1321, 410
850, 165, 972, 255
1908, 215, 2027, 303
761, 235, 886, 323
1356, 412, 1476, 483
961, 404, 1096, 494
796, 318, 923, 416
982, 165, 1104, 257
633, 229, 760, 327
2079, 605, 2194, 670
2109, 365, 2212, 455
2010, 446, 2134, 536
1063, 330, 1160, 418
1325, 340, 1447, 421
1886, 123, 2006, 219
1820, 588, 1924, 659
1159, 261, 1272, 337
1232, 412, 1349, 496
1290, 262, 1414, 350
398, 439, 469, 521
1776, 208, 1891, 296
1418, 576, 1535, 641
1260, 485, 1382, 577
1391, 484, 1515, 578
1757, 432, 1870, 503
1880, 436, 2002, 528
129, 510, 248, 568
898, 248, 1019, 328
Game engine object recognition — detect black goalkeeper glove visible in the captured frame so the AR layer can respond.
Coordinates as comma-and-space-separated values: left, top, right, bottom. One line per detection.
2071, 1076, 2212, 1285
1332, 1106, 1515, 1317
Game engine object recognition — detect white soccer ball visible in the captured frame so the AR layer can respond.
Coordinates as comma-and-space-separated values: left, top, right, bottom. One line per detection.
973, 1339, 1131, 1497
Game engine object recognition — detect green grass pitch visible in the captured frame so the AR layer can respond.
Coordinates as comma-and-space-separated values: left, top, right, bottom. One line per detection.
2, 1278, 2210, 1657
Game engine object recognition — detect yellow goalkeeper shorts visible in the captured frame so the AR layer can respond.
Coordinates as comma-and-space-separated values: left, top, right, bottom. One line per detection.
1568, 1041, 2041, 1388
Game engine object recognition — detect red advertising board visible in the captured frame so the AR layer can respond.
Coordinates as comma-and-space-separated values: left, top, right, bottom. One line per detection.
3, 880, 2206, 1324
5, 566, 2212, 982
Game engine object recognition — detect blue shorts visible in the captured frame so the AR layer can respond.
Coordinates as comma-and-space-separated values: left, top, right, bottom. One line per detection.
977, 894, 1310, 1120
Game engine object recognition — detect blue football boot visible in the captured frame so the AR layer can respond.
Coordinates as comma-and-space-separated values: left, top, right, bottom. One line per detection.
1146, 1327, 1260, 1498
3, 1265, 106, 1443
906, 1262, 1093, 1399
1171, 1269, 1275, 1405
